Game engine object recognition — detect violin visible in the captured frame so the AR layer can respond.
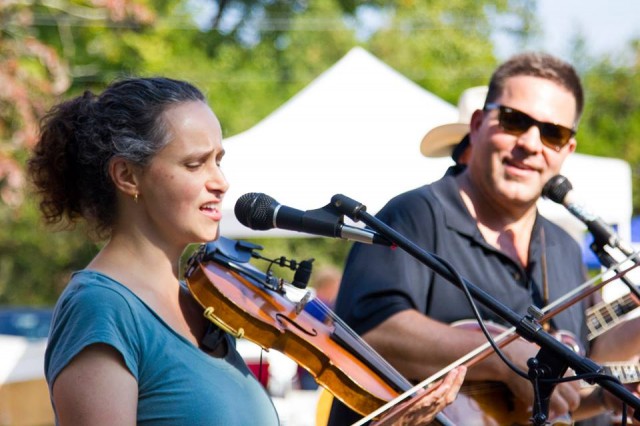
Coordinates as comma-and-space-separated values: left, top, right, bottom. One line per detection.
184, 237, 640, 425
184, 237, 454, 425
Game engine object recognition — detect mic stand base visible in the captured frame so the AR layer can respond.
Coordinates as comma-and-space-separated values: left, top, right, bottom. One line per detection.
527, 346, 569, 426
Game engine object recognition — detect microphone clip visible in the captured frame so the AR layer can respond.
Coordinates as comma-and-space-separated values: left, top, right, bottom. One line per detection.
251, 251, 315, 290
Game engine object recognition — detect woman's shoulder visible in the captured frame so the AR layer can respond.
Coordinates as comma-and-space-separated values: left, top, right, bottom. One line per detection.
45, 270, 149, 386
51, 270, 148, 337
61, 270, 140, 307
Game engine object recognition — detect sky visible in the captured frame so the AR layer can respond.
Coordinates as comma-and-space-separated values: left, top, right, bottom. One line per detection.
496, 0, 640, 61
189, 1, 640, 63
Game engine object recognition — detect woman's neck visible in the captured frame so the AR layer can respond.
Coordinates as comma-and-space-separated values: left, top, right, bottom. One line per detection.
87, 231, 183, 293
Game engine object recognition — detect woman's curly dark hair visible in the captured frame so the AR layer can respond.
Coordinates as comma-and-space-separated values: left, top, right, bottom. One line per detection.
28, 77, 206, 238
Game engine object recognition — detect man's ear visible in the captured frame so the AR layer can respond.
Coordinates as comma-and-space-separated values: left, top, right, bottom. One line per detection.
109, 157, 140, 197
468, 109, 485, 145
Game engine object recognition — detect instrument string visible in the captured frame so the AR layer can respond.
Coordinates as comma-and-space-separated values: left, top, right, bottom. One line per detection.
285, 285, 406, 386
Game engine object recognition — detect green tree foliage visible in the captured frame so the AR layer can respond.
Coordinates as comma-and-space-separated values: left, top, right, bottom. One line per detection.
576, 41, 640, 213
0, 2, 71, 208
0, 0, 156, 305
0, 199, 98, 305
365, 0, 537, 103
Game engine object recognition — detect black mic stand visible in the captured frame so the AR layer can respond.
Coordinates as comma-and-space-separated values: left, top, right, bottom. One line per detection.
590, 240, 640, 301
330, 194, 640, 425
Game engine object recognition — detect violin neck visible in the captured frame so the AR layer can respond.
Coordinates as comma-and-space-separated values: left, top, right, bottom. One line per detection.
585, 293, 638, 340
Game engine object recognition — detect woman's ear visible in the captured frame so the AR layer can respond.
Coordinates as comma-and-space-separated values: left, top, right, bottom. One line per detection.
109, 157, 140, 198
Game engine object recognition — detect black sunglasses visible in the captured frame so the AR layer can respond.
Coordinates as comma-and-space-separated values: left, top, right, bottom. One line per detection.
484, 103, 576, 151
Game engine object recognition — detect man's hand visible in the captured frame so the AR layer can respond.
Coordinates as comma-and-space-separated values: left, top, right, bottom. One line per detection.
501, 338, 580, 420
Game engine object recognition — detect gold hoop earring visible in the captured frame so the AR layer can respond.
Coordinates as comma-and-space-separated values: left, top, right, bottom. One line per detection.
134, 193, 139, 203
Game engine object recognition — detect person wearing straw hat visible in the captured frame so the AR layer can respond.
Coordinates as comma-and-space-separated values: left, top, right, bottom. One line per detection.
328, 52, 640, 426
420, 86, 488, 176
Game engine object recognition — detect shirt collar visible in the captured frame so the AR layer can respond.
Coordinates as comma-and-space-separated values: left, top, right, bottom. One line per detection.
431, 174, 548, 253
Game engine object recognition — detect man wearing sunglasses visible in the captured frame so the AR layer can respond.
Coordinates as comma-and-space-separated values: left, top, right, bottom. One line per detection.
328, 52, 640, 426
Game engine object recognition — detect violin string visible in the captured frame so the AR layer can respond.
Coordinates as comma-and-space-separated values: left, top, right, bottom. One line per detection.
284, 285, 405, 381
312, 296, 405, 373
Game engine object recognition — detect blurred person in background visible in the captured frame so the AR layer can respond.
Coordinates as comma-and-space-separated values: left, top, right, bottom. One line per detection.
420, 86, 488, 176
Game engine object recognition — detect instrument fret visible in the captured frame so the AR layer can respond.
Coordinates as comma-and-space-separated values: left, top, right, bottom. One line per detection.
586, 293, 637, 340
603, 362, 640, 384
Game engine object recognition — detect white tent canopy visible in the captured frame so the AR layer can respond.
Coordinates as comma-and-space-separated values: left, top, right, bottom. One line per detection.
539, 153, 632, 241
0, 335, 46, 384
220, 47, 632, 243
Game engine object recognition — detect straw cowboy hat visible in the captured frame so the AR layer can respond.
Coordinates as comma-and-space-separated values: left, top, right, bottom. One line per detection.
420, 86, 489, 157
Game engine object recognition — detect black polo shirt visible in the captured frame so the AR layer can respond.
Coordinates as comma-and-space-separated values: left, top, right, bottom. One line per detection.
336, 174, 587, 338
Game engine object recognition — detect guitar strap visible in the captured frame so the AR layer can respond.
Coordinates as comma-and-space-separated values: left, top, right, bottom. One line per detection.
540, 226, 550, 307
532, 226, 557, 332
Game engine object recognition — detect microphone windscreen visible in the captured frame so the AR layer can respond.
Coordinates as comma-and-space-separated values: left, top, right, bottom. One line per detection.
542, 175, 573, 204
292, 259, 314, 289
234, 192, 276, 230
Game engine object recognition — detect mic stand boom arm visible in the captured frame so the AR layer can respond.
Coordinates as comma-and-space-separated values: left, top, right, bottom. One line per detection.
589, 240, 640, 302
330, 194, 640, 424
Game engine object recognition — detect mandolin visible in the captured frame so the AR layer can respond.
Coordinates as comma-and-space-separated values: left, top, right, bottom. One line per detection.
441, 320, 582, 426
600, 361, 640, 386
443, 320, 640, 425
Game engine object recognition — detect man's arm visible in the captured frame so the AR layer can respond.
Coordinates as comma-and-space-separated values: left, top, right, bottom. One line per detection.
362, 309, 582, 419
590, 316, 640, 362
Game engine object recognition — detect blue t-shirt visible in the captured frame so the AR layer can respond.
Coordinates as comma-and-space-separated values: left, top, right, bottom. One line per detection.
45, 270, 279, 425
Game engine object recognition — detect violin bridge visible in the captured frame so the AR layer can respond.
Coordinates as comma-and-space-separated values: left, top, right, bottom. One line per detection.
295, 291, 312, 315
203, 307, 245, 339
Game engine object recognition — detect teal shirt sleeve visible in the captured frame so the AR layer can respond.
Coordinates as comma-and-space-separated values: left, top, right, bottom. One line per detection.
45, 274, 142, 385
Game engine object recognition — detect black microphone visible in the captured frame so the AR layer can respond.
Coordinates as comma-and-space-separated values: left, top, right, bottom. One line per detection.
542, 175, 635, 256
234, 192, 392, 246
292, 259, 314, 289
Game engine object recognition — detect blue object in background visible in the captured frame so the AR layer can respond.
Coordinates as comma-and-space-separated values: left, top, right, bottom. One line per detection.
582, 216, 640, 270
0, 307, 52, 339
632, 216, 640, 243
581, 231, 601, 270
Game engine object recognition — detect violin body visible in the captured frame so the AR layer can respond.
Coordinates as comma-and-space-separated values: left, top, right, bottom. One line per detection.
184, 238, 404, 418
443, 381, 531, 426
